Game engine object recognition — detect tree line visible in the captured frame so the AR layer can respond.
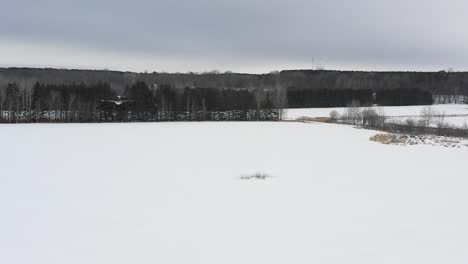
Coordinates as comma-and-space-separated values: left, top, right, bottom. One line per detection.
0, 82, 116, 123
288, 89, 374, 108
281, 70, 468, 96
0, 81, 285, 123
375, 88, 433, 106
2, 68, 468, 96
287, 88, 432, 108
0, 79, 436, 123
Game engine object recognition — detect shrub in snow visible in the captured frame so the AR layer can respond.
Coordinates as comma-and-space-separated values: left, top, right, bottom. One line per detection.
345, 107, 386, 128
405, 118, 416, 132
344, 107, 362, 125
362, 108, 380, 128
329, 110, 340, 122
240, 173, 272, 180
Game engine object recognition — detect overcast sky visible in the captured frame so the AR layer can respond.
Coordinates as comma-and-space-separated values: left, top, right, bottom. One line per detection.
1, 0, 467, 73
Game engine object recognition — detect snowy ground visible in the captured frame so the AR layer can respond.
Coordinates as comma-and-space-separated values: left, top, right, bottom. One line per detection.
1, 122, 468, 264
286, 104, 468, 127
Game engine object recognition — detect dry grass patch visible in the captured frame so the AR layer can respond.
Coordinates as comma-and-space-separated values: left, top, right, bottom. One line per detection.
370, 133, 468, 148
370, 134, 407, 145
295, 117, 334, 123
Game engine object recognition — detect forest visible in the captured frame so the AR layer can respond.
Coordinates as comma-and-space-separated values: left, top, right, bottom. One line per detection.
1, 68, 467, 96
0, 81, 284, 123
0, 68, 465, 123
287, 88, 433, 108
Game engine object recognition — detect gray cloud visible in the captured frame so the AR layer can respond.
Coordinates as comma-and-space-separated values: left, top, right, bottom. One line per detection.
1, 0, 467, 72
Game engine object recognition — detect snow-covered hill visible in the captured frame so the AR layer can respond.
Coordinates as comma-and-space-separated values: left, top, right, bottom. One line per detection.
1, 122, 467, 264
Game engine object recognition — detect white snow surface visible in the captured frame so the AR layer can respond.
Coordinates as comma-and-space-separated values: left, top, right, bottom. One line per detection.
1, 122, 468, 264
286, 104, 468, 126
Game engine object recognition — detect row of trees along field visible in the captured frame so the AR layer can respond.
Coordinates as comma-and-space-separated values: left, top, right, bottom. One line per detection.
0, 79, 434, 123
0, 81, 286, 123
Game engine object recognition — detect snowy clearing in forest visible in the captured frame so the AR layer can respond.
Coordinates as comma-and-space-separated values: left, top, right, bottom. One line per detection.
1, 122, 468, 264
286, 104, 468, 127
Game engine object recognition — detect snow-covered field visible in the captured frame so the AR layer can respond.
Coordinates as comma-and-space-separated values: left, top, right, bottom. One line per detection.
1, 122, 468, 264
286, 104, 468, 127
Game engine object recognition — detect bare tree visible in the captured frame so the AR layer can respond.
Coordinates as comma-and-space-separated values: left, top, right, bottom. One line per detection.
35, 99, 41, 122
272, 73, 287, 120
68, 93, 77, 122
362, 108, 376, 127
420, 106, 434, 129
253, 87, 266, 120
22, 85, 34, 122
376, 107, 387, 128
0, 85, 5, 122
202, 97, 207, 120
462, 122, 468, 136
345, 105, 362, 125
434, 111, 448, 135
49, 91, 60, 122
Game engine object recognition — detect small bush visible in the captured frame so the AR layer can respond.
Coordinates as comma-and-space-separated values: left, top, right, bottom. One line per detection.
405, 118, 416, 133
362, 108, 378, 127
329, 110, 340, 121
463, 123, 468, 136
405, 118, 416, 127
344, 107, 362, 125
240, 173, 272, 180
361, 108, 386, 128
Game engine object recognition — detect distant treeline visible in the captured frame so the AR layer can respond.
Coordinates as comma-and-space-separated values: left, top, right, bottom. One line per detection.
0, 81, 284, 123
281, 70, 468, 96
287, 88, 433, 108
1, 68, 468, 96
288, 89, 374, 108
375, 88, 433, 106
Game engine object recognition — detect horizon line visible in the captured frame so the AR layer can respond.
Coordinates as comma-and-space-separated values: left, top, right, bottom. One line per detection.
1, 66, 465, 75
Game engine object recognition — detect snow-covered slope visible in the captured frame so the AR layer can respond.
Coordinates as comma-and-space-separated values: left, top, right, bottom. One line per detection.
286, 104, 468, 127
1, 122, 468, 264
